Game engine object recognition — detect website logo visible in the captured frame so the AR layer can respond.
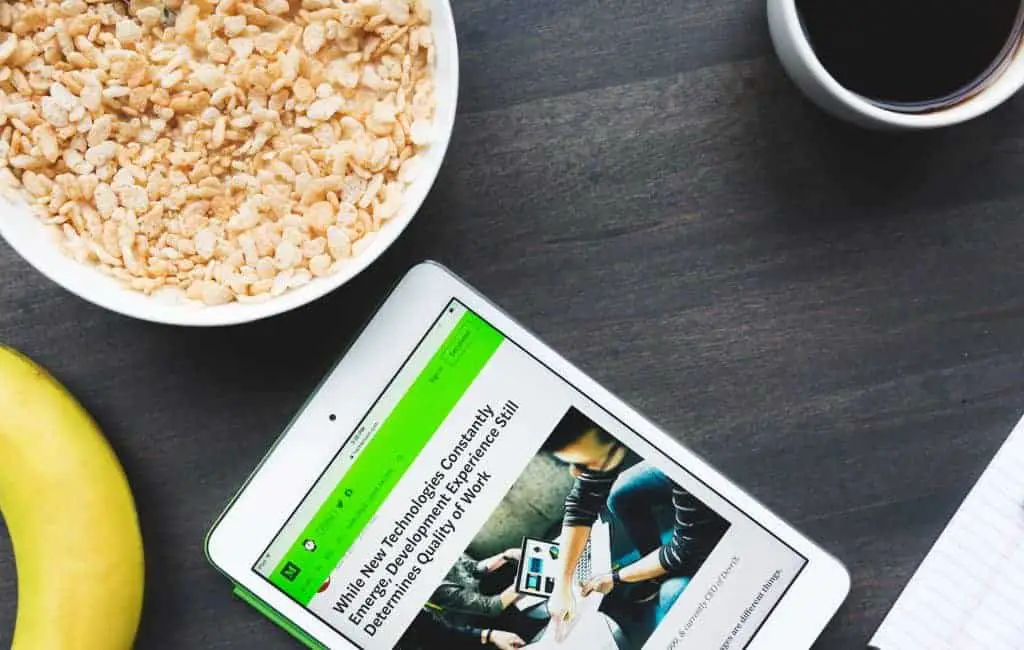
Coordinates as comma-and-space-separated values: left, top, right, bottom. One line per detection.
280, 562, 302, 582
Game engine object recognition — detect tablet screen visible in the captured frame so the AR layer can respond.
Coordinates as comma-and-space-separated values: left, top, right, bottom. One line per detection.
253, 300, 807, 649
515, 537, 561, 597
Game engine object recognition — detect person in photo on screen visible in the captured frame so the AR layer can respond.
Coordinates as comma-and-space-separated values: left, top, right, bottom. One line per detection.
419, 550, 531, 649
405, 608, 527, 650
541, 408, 730, 634
419, 614, 527, 650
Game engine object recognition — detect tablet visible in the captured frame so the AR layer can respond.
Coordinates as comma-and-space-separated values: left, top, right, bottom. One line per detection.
206, 262, 849, 650
515, 537, 560, 598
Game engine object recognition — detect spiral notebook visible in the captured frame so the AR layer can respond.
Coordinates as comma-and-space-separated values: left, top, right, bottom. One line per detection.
869, 413, 1024, 650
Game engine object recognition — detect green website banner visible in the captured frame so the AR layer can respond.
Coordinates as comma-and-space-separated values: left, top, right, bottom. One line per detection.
269, 310, 504, 604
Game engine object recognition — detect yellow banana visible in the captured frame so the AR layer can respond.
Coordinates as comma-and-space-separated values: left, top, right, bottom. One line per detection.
0, 345, 144, 649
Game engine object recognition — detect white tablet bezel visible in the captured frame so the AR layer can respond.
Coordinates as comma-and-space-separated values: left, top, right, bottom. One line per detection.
207, 261, 849, 650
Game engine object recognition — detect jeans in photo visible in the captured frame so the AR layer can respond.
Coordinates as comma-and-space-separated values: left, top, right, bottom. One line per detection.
606, 461, 689, 624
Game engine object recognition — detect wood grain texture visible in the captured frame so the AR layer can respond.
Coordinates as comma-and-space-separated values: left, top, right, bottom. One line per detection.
2, 0, 1023, 648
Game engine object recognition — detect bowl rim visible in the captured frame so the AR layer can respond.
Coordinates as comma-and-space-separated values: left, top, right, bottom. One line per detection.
0, 0, 459, 327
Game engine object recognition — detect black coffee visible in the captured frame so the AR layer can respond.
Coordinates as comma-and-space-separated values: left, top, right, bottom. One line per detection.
796, 0, 1024, 110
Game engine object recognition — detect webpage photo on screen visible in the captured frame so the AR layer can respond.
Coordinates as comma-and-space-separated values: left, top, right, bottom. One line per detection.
253, 300, 807, 650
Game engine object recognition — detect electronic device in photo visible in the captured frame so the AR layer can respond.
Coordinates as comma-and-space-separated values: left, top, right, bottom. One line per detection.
516, 538, 559, 598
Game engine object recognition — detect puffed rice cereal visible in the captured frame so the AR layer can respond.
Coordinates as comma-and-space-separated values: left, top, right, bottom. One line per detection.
0, 0, 436, 304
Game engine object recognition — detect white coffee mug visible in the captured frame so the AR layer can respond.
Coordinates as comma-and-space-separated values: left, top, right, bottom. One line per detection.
767, 0, 1024, 130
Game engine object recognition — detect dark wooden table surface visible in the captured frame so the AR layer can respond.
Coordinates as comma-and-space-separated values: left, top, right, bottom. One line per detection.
2, 0, 1023, 648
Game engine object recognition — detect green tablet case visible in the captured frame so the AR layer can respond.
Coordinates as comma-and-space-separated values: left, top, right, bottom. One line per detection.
231, 584, 327, 649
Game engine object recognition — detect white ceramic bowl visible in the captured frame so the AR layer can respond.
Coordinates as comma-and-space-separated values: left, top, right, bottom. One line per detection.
0, 1, 459, 326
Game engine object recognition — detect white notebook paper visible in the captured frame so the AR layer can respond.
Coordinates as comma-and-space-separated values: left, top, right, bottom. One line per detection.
870, 413, 1024, 650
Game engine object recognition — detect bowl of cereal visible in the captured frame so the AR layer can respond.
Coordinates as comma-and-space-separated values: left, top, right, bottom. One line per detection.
0, 0, 456, 326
